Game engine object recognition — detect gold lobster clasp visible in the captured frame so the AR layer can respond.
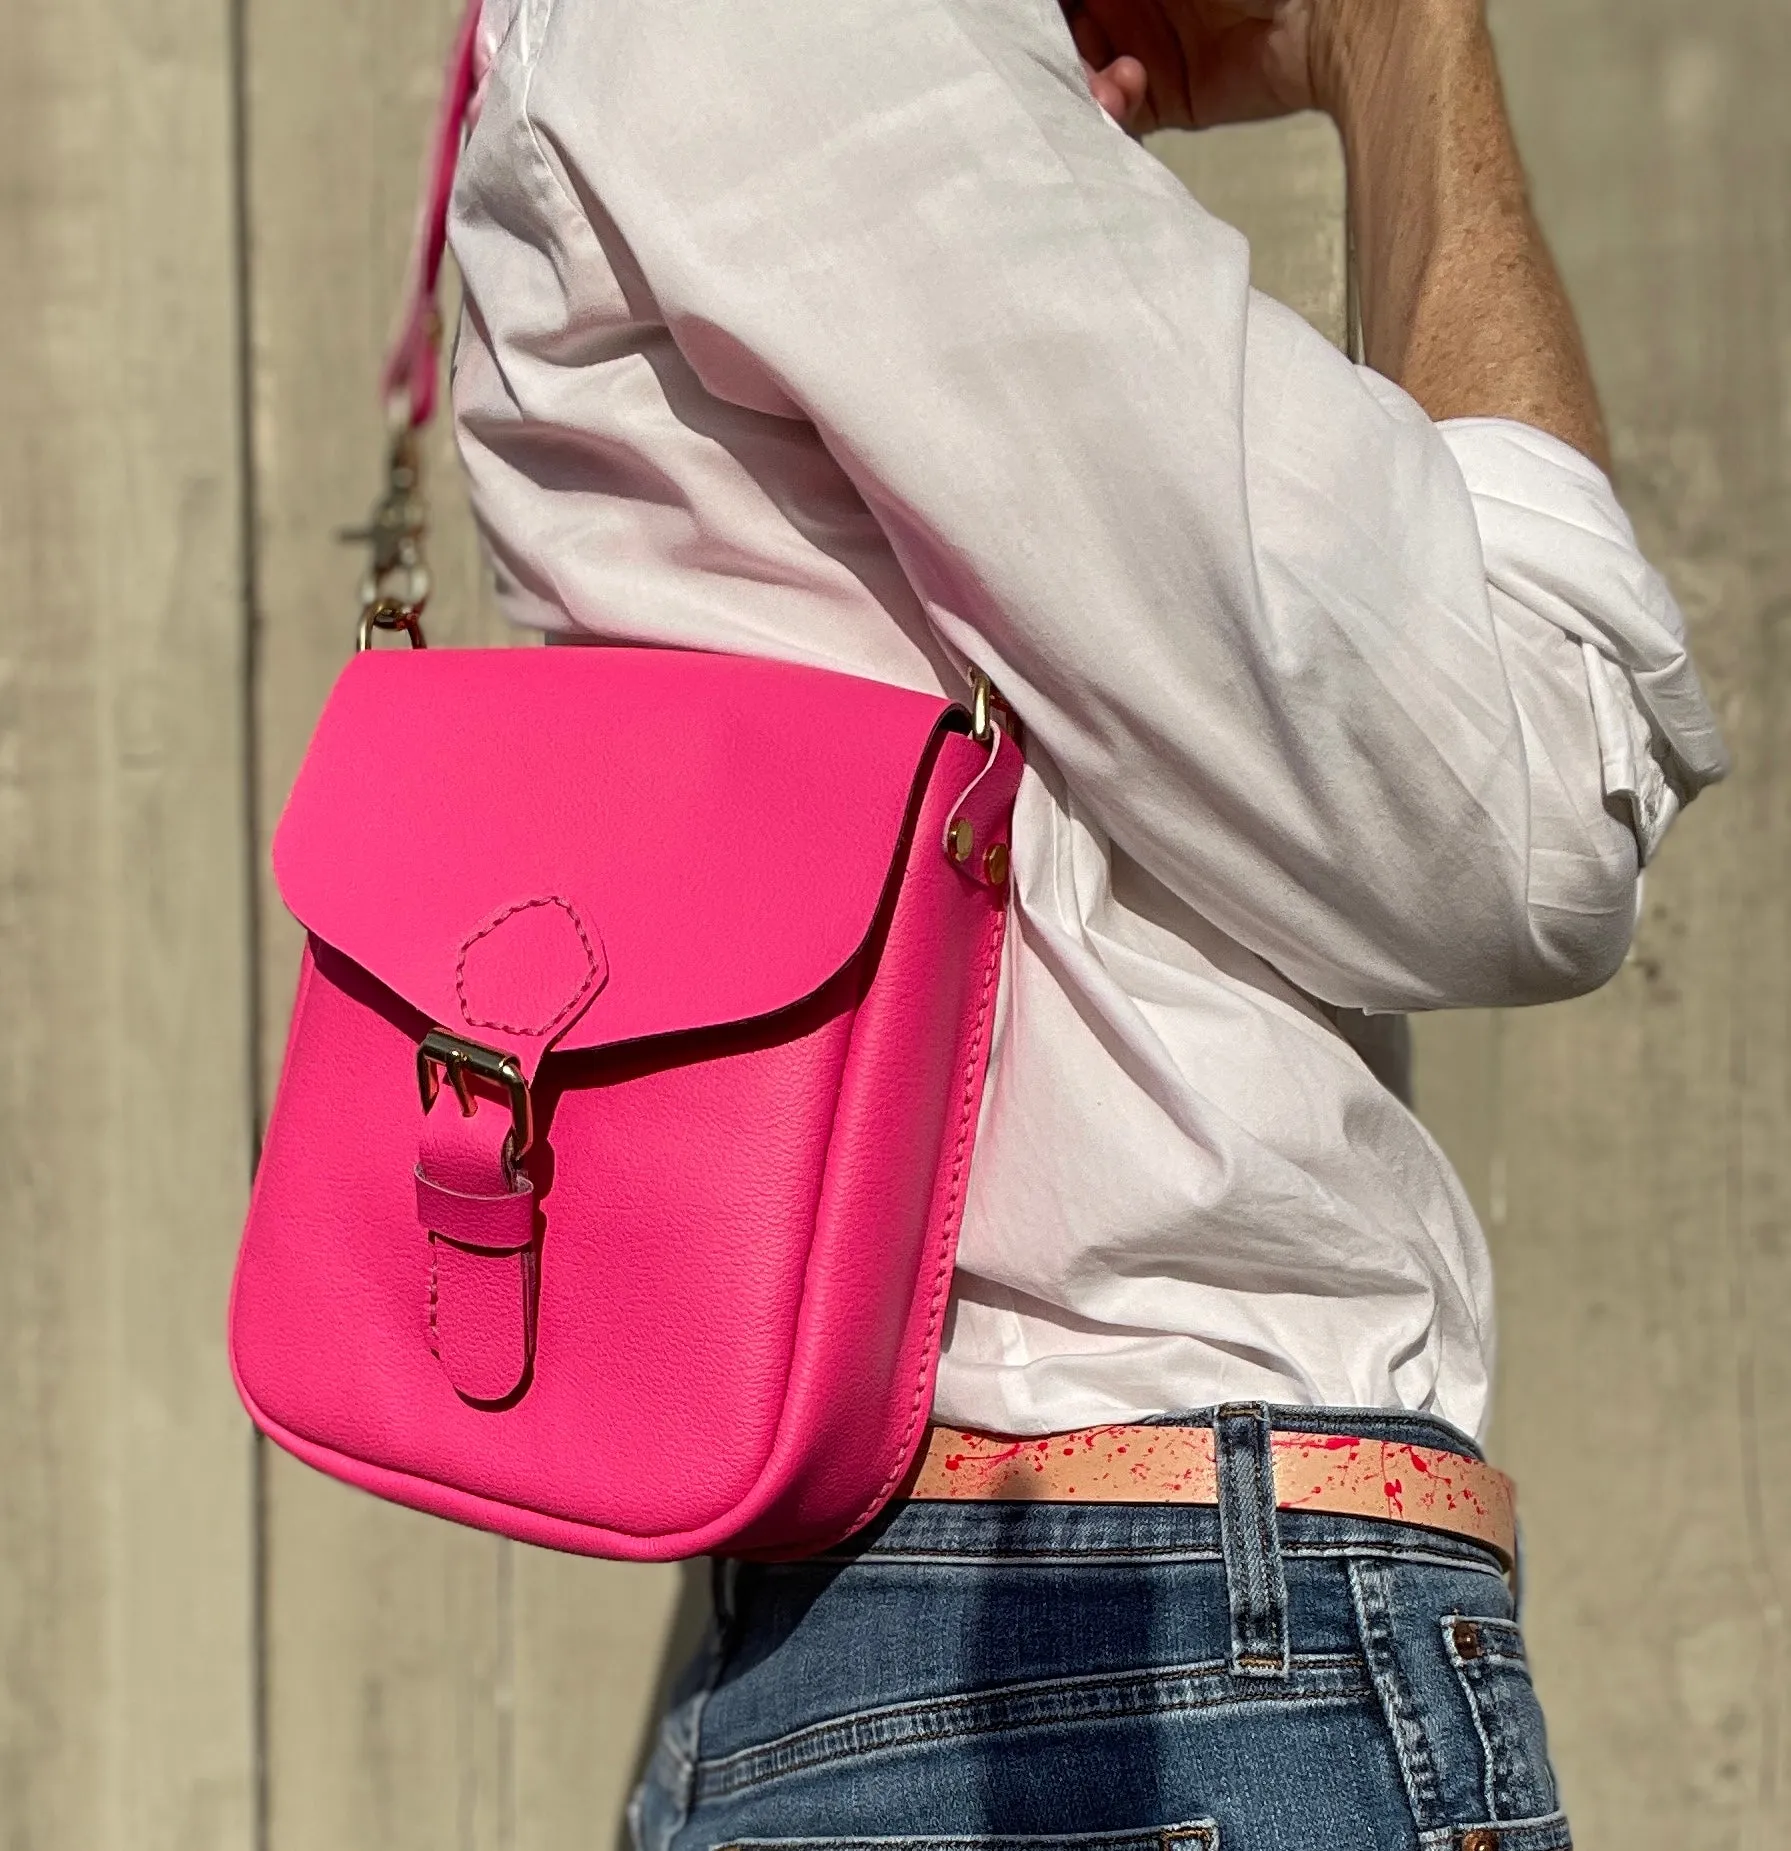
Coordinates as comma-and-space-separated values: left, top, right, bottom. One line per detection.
340, 422, 432, 651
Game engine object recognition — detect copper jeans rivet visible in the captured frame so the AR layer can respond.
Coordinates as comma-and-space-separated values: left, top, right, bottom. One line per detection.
1452, 1619, 1482, 1659
1461, 1831, 1500, 1851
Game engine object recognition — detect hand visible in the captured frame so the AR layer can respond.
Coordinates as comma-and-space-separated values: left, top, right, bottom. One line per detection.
1063, 0, 1320, 135
1078, 45, 1149, 130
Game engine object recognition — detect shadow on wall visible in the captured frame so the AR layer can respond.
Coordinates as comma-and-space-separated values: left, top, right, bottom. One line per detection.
612, 1559, 715, 1848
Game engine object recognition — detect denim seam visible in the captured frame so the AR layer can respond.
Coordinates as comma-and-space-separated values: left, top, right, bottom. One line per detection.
1443, 1621, 1494, 1821
811, 1541, 1508, 1578
1465, 1807, 1574, 1833
1444, 1615, 1526, 1664
1414, 1810, 1574, 1851
804, 1546, 1234, 1565
702, 1650, 1357, 1774
695, 1655, 1370, 1798
1443, 1617, 1551, 1821
1285, 1544, 1505, 1578
1348, 1558, 1446, 1839
716, 1826, 1219, 1851
699, 1683, 1368, 1803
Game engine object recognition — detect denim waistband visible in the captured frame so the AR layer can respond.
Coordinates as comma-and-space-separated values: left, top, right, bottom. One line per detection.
650, 1403, 1535, 1849
1133, 1401, 1483, 1459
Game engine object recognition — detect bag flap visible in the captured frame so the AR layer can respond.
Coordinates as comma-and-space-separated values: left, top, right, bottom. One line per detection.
274, 646, 961, 1072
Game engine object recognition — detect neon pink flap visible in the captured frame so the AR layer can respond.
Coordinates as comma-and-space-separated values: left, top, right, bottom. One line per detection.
273, 647, 960, 1074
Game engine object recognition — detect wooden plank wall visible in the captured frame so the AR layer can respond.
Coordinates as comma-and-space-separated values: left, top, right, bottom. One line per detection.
1, 0, 1783, 1847
0, 0, 256, 1847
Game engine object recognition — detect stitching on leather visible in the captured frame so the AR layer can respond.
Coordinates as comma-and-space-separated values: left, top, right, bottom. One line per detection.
427, 1243, 440, 1357
455, 894, 600, 1036
851, 894, 1007, 1532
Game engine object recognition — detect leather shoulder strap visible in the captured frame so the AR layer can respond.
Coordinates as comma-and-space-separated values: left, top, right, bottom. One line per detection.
379, 0, 487, 430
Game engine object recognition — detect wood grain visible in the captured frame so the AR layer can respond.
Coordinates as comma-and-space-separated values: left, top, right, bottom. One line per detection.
1413, 3, 1791, 1845
239, 0, 522, 1838
512, 1555, 707, 1851
0, 0, 255, 1845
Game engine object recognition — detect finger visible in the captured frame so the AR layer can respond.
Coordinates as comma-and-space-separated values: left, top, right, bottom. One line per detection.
1088, 66, 1137, 125
1103, 54, 1148, 124
1086, 55, 1148, 128
1080, 0, 1191, 129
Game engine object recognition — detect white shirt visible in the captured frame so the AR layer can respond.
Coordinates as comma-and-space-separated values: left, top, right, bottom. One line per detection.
447, 0, 1726, 1441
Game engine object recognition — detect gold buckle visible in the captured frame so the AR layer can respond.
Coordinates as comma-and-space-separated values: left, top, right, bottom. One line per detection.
417, 1031, 533, 1168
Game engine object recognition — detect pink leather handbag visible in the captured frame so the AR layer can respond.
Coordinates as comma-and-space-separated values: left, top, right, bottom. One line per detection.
227, 0, 1023, 1561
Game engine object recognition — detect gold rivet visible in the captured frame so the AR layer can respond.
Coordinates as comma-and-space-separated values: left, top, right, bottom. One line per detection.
982, 841, 1010, 886
1461, 1832, 1500, 1851
947, 818, 975, 862
1452, 1619, 1482, 1660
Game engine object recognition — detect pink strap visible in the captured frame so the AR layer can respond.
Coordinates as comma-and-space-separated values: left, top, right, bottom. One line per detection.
942, 725, 1023, 889
379, 0, 486, 428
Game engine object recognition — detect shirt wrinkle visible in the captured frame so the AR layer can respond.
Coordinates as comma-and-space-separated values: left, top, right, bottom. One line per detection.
449, 0, 1724, 1440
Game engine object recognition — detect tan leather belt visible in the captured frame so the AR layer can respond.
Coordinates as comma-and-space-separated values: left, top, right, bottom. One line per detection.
909, 1423, 1516, 1567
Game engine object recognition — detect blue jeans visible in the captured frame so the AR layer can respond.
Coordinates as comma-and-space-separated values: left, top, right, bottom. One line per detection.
630, 1405, 1568, 1851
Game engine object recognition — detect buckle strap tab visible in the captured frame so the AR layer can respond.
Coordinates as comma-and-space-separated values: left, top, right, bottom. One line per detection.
417, 1070, 538, 1405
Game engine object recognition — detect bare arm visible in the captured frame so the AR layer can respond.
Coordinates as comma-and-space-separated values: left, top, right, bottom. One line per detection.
1318, 0, 1610, 467
1071, 0, 1611, 467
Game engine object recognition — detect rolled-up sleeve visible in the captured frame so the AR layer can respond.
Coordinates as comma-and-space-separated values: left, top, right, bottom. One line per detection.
516, 0, 1726, 1010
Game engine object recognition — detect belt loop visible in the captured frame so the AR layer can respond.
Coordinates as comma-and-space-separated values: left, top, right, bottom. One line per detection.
1215, 1402, 1289, 1679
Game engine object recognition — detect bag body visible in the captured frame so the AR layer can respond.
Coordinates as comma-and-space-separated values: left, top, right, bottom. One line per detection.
230, 644, 1021, 1560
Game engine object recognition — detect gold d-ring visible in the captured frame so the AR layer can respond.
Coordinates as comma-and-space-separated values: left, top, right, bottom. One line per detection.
970, 669, 993, 744
356, 598, 428, 652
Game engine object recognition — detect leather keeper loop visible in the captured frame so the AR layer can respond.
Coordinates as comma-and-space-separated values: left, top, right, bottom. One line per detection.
415, 1168, 536, 1253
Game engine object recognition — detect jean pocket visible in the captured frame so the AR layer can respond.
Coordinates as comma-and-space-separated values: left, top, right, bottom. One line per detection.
718, 1826, 1219, 1851
1443, 1615, 1561, 1823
